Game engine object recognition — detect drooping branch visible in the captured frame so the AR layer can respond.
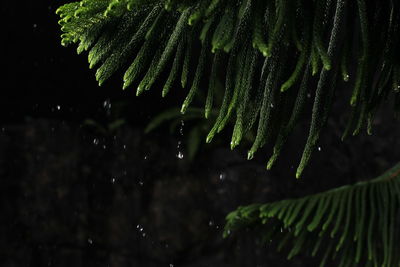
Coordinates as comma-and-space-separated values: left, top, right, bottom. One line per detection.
57, 0, 400, 177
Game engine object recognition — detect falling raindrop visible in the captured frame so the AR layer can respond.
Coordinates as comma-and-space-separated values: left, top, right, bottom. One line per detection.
56, 105, 61, 110
219, 173, 226, 181
176, 151, 184, 159
111, 177, 116, 184
103, 99, 112, 116
179, 120, 184, 135
209, 220, 214, 226
103, 99, 111, 109
176, 138, 183, 160
136, 224, 144, 232
93, 138, 99, 145
88, 238, 93, 245
318, 146, 321, 151
138, 181, 144, 186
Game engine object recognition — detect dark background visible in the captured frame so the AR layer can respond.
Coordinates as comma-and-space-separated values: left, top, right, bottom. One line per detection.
1, 1, 399, 267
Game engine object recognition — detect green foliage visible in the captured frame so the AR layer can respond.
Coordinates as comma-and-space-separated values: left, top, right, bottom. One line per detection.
57, 0, 400, 178
57, 1, 400, 265
224, 162, 400, 267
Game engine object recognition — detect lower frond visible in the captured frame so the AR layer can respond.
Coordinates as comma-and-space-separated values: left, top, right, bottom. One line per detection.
224, 162, 400, 267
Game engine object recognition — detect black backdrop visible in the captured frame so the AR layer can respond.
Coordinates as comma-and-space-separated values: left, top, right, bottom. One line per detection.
2, 0, 181, 124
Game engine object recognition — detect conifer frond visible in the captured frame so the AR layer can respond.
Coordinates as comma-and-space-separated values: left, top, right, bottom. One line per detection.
224, 162, 400, 266
57, 0, 400, 177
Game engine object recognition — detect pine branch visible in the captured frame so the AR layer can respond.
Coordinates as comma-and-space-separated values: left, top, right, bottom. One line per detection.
56, 0, 400, 177
224, 162, 400, 267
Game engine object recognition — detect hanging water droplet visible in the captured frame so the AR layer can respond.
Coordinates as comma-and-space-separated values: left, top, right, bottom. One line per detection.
219, 173, 226, 181
56, 105, 61, 110
209, 220, 214, 226
270, 103, 274, 108
318, 146, 321, 151
111, 177, 116, 184
142, 232, 146, 237
93, 138, 99, 145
